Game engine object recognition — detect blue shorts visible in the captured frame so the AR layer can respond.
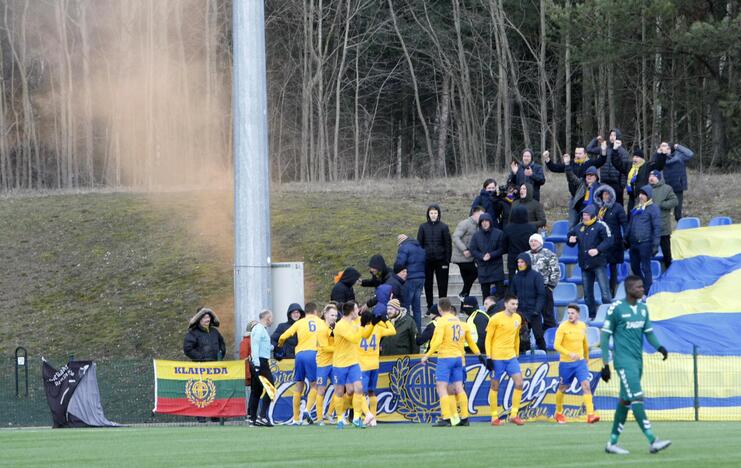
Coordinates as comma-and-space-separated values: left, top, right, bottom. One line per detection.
436, 357, 464, 383
294, 350, 317, 382
362, 369, 379, 393
333, 364, 362, 386
559, 360, 590, 386
491, 358, 521, 381
316, 365, 333, 386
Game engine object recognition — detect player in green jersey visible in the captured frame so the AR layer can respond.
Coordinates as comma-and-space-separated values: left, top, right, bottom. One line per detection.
599, 275, 671, 455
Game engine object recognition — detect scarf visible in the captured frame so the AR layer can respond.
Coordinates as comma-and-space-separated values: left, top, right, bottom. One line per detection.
506, 193, 516, 204
598, 206, 608, 220
626, 160, 645, 193
631, 199, 654, 217
580, 216, 597, 232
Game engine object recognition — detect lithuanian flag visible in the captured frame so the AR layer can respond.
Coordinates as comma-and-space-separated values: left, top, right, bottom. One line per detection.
153, 359, 246, 417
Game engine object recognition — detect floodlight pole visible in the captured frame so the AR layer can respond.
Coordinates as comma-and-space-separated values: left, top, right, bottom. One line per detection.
232, 0, 272, 353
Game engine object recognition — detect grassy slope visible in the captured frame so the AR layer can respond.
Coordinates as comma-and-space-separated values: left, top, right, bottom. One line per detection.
1, 171, 739, 359
2, 422, 741, 467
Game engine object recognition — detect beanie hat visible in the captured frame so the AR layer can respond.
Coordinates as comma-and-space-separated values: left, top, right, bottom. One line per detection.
529, 233, 544, 246
650, 170, 663, 181
632, 147, 645, 159
461, 296, 479, 315
387, 299, 401, 310
585, 166, 599, 178
397, 234, 408, 245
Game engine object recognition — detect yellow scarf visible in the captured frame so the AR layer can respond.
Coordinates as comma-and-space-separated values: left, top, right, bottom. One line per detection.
598, 206, 607, 220
580, 216, 596, 231
627, 160, 645, 188
584, 186, 591, 202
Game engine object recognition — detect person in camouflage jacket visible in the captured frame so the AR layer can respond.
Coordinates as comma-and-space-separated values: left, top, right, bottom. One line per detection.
526, 233, 559, 329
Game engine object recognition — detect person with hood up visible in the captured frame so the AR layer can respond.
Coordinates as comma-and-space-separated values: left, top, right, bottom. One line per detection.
594, 185, 629, 296
510, 183, 546, 229
587, 129, 630, 206
330, 267, 361, 305
468, 213, 505, 300
384, 264, 407, 306
509, 254, 547, 351
508, 149, 546, 201
184, 306, 227, 423
610, 140, 667, 213
648, 170, 678, 269
661, 142, 694, 221
461, 296, 489, 353
526, 233, 560, 330
544, 147, 607, 197
271, 303, 304, 359
567, 166, 603, 227
567, 205, 614, 320
416, 304, 442, 351
503, 205, 538, 284
470, 178, 508, 229
626, 185, 662, 292
380, 299, 419, 356
360, 254, 390, 289
452, 206, 484, 300
417, 204, 452, 315
394, 234, 426, 330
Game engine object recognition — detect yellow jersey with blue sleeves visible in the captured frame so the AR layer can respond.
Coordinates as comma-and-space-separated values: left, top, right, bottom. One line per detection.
316, 320, 335, 367
358, 321, 396, 371
425, 314, 480, 358
278, 315, 320, 353
332, 317, 372, 367
485, 312, 521, 360
554, 320, 589, 362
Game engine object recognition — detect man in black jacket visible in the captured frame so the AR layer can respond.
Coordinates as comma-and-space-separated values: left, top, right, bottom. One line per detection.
360, 254, 390, 289
508, 149, 546, 201
384, 264, 407, 306
183, 307, 226, 422
330, 268, 361, 305
271, 303, 304, 359
610, 141, 667, 213
417, 204, 452, 313
510, 254, 547, 351
503, 206, 537, 284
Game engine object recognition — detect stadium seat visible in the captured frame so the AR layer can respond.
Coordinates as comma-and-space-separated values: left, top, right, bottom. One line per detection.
586, 327, 601, 349
565, 264, 583, 285
676, 217, 701, 230
653, 245, 664, 261
553, 283, 578, 307
617, 262, 631, 282
546, 220, 569, 243
589, 304, 611, 328
559, 244, 579, 264
614, 281, 626, 300
545, 327, 557, 351
559, 262, 566, 281
651, 260, 662, 278
708, 216, 732, 226
624, 249, 630, 262
578, 283, 605, 306
543, 241, 556, 253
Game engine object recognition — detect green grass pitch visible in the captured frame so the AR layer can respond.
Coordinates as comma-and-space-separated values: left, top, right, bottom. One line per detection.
2, 421, 740, 467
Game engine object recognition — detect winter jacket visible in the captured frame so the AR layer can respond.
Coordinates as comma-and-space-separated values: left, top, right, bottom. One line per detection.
466, 309, 489, 353
527, 246, 560, 289
380, 311, 419, 355
567, 205, 613, 271
611, 149, 667, 209
183, 309, 226, 362
384, 274, 406, 305
468, 213, 505, 283
330, 267, 361, 305
650, 180, 678, 236
470, 190, 507, 229
546, 153, 607, 196
270, 302, 304, 359
569, 179, 602, 225
503, 206, 537, 276
662, 144, 694, 192
416, 319, 437, 348
510, 253, 546, 319
508, 161, 546, 201
510, 183, 547, 229
394, 239, 427, 280
627, 185, 662, 252
417, 204, 452, 263
360, 254, 390, 288
594, 185, 629, 264
451, 216, 479, 264
586, 128, 629, 185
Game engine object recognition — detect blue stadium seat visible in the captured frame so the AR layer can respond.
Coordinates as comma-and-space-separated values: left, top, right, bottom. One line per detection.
614, 281, 626, 300
589, 304, 611, 328
543, 241, 556, 253
545, 327, 557, 351
618, 262, 631, 282
653, 245, 664, 261
651, 260, 662, 278
553, 283, 578, 307
577, 283, 605, 306
586, 327, 601, 349
560, 244, 579, 264
546, 220, 570, 243
708, 216, 732, 226
559, 262, 566, 281
565, 264, 583, 285
624, 249, 630, 262
676, 217, 701, 230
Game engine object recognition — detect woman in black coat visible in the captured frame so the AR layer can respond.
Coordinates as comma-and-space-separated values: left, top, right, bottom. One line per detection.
183, 307, 226, 362
594, 185, 629, 296
468, 213, 505, 300
502, 205, 537, 284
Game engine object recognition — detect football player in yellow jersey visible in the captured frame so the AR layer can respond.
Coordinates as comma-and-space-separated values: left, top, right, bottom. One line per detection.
315, 303, 338, 425
332, 301, 374, 429
421, 298, 486, 427
278, 302, 320, 425
485, 295, 525, 426
359, 309, 397, 426
553, 304, 600, 424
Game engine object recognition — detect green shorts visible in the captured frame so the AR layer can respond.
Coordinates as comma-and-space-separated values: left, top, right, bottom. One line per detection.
616, 366, 644, 401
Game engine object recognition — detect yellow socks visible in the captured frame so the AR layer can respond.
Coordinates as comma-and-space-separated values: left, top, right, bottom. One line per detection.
292, 393, 301, 421
369, 395, 378, 417
306, 388, 317, 415
328, 398, 336, 419
334, 394, 345, 419
555, 390, 565, 414
511, 388, 523, 417
456, 392, 469, 419
584, 392, 594, 415
316, 393, 325, 421
352, 393, 364, 418
489, 389, 498, 418
440, 395, 451, 420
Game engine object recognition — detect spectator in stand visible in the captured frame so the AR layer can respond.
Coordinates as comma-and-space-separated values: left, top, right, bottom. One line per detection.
483, 295, 499, 316
626, 185, 662, 293
461, 296, 488, 353
511, 183, 546, 229
330, 267, 361, 305
648, 170, 678, 269
271, 303, 304, 359
384, 264, 407, 306
417, 204, 452, 315
661, 142, 694, 221
452, 206, 484, 301
394, 234, 427, 330
526, 233, 560, 330
416, 304, 441, 351
248, 309, 275, 427
510, 253, 547, 351
503, 205, 537, 284
610, 141, 667, 213
470, 179, 508, 229
508, 149, 546, 201
544, 147, 606, 198
469, 213, 506, 300
380, 299, 419, 355
594, 185, 629, 296
567, 206, 613, 320
184, 307, 226, 363
587, 129, 630, 206
359, 255, 390, 289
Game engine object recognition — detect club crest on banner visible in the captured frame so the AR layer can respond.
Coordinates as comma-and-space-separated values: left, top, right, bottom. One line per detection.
185, 378, 216, 408
389, 356, 438, 423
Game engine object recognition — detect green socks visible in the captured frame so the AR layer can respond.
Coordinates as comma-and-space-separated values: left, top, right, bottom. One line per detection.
609, 403, 629, 445
631, 401, 656, 443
